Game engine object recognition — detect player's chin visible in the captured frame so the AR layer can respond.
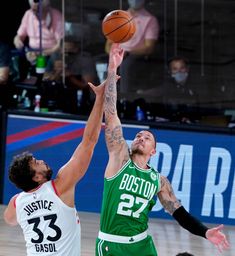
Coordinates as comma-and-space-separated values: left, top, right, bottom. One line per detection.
132, 147, 144, 155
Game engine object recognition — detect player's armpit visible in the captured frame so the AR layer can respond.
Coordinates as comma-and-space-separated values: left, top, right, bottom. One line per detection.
157, 176, 181, 215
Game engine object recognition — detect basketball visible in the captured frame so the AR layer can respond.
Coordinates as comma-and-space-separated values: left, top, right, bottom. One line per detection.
102, 10, 136, 43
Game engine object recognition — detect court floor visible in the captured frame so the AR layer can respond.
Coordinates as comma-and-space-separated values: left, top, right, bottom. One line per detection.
0, 204, 234, 255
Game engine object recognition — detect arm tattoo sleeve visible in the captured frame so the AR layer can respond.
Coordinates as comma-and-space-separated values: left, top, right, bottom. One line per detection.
105, 125, 125, 151
104, 71, 117, 123
104, 71, 128, 158
158, 176, 182, 215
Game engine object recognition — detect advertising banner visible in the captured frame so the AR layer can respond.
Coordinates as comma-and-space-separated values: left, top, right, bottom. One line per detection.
3, 114, 235, 225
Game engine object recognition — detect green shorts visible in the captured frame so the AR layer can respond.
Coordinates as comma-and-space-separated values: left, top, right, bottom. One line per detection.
96, 235, 157, 256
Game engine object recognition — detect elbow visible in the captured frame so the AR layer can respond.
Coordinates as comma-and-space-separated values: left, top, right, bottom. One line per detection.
3, 212, 17, 226
5, 219, 18, 226
88, 131, 100, 144
89, 137, 99, 146
83, 136, 98, 148
83, 126, 101, 145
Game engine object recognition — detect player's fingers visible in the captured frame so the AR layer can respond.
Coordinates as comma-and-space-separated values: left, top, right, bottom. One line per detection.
218, 237, 230, 252
87, 82, 95, 90
222, 238, 230, 249
116, 75, 121, 82
216, 224, 224, 231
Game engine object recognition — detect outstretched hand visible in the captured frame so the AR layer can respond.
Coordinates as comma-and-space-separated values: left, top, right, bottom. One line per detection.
88, 81, 105, 99
206, 224, 230, 253
108, 43, 125, 71
88, 75, 121, 97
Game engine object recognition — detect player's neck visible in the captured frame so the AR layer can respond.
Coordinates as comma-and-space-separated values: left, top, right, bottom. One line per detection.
131, 154, 149, 170
27, 183, 44, 193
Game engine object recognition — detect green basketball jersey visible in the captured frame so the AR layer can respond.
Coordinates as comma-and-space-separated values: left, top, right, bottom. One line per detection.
99, 159, 161, 236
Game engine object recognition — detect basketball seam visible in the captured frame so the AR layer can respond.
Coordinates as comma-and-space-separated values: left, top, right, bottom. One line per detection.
118, 21, 132, 43
118, 17, 134, 43
103, 16, 129, 23
104, 19, 130, 37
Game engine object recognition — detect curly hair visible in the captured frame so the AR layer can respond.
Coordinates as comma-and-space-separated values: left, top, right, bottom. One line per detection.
9, 152, 39, 192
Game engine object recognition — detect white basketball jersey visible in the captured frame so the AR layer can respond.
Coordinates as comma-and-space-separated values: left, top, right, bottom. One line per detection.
15, 180, 81, 256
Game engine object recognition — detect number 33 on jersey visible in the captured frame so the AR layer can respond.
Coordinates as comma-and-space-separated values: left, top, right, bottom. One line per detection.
15, 181, 81, 255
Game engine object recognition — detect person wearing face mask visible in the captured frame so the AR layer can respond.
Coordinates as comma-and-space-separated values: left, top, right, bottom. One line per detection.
105, 0, 159, 94
13, 0, 63, 70
136, 57, 194, 98
168, 56, 193, 96
136, 56, 201, 122
163, 56, 201, 122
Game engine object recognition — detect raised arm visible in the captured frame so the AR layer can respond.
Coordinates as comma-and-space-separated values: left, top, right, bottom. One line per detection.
104, 44, 129, 177
54, 82, 104, 201
158, 176, 230, 252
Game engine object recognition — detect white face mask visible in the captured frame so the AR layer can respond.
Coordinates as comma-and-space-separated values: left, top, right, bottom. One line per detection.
171, 72, 188, 84
128, 0, 145, 10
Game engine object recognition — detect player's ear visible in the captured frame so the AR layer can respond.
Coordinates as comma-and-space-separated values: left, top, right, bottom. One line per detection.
150, 148, 156, 156
32, 175, 40, 182
32, 170, 41, 182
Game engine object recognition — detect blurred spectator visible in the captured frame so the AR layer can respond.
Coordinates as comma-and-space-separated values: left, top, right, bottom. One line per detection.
105, 0, 159, 94
165, 56, 196, 101
0, 42, 10, 85
137, 56, 200, 122
44, 36, 99, 114
164, 56, 202, 122
0, 1, 28, 108
13, 0, 63, 72
0, 41, 11, 109
138, 56, 198, 98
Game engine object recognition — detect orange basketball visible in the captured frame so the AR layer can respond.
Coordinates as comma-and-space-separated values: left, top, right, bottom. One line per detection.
102, 10, 136, 43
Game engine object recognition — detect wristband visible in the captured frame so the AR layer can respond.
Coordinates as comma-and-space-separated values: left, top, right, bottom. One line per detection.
172, 206, 208, 238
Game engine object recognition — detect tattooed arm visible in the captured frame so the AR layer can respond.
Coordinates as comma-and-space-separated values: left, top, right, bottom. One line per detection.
157, 176, 230, 252
104, 44, 129, 178
157, 176, 182, 214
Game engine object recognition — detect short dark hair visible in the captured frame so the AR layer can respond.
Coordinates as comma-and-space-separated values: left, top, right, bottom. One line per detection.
9, 152, 39, 192
176, 252, 194, 256
64, 35, 80, 45
142, 130, 157, 148
167, 56, 190, 68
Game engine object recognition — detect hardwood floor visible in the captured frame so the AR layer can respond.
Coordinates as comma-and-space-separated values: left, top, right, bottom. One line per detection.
0, 205, 234, 256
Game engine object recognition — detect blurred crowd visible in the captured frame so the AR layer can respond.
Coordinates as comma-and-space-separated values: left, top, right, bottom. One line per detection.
0, 0, 233, 127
